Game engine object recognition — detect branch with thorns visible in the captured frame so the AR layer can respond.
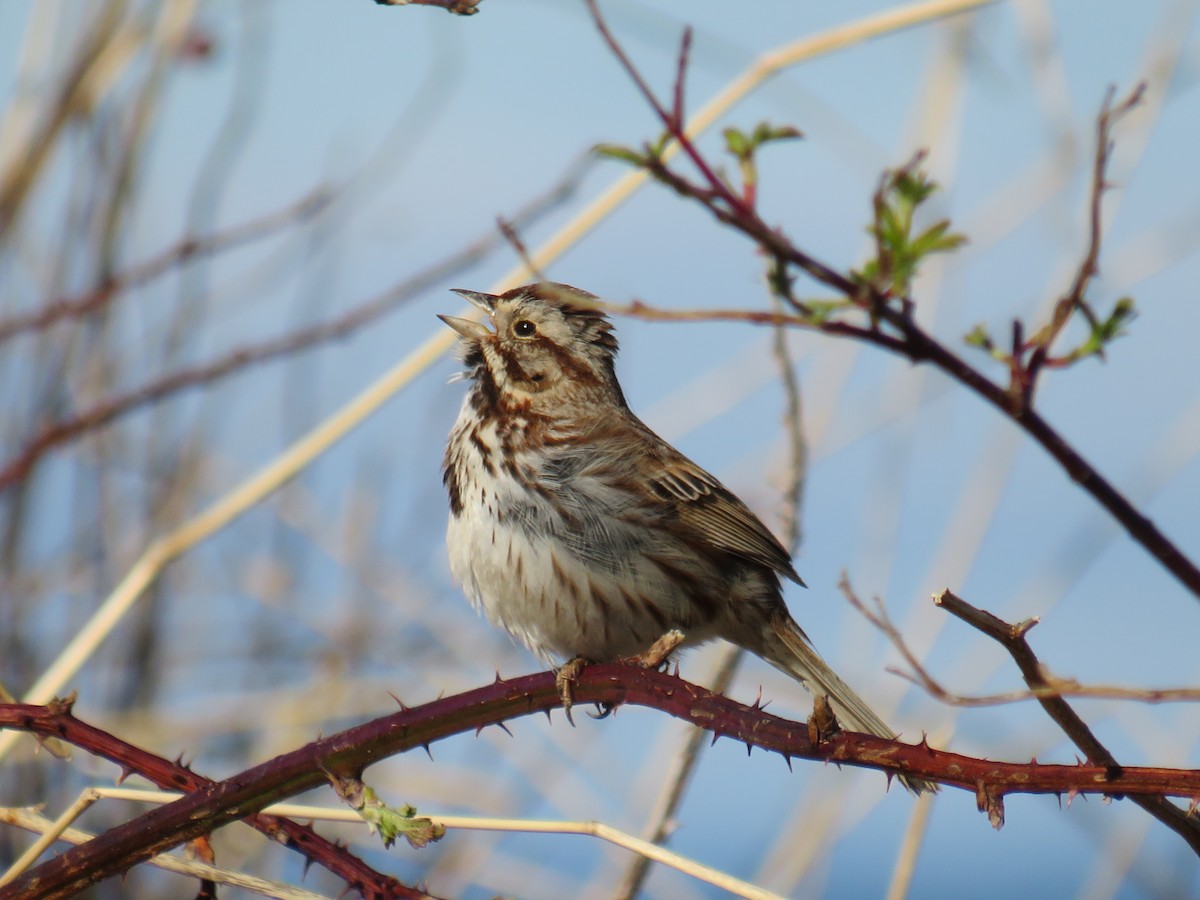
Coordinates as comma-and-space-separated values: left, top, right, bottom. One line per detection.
0, 697, 418, 899
840, 579, 1200, 707
839, 578, 1200, 853
6, 664, 1200, 895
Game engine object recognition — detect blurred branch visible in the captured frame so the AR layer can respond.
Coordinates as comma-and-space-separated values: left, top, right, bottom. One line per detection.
5, 666, 1200, 895
613, 649, 744, 900
615, 269, 810, 900
0, 188, 332, 344
0, 803, 328, 899
0, 158, 585, 493
373, 0, 484, 14
585, 1, 1200, 603
0, 4, 130, 245
770, 289, 808, 554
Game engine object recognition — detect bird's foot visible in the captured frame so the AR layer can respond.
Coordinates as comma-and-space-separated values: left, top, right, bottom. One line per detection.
555, 656, 589, 726
806, 694, 841, 744
628, 629, 686, 670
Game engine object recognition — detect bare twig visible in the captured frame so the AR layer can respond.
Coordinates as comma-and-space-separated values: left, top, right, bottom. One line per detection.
1022, 83, 1147, 403
0, 189, 332, 344
373, 0, 483, 14
0, 806, 326, 899
840, 579, 1200, 706
933, 589, 1200, 855
583, 2, 1200, 604
771, 291, 808, 554
496, 216, 549, 283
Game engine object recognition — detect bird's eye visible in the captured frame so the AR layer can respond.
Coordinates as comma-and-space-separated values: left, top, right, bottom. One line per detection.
513, 320, 537, 338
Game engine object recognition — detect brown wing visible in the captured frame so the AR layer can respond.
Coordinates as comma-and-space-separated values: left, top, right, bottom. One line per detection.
648, 447, 805, 586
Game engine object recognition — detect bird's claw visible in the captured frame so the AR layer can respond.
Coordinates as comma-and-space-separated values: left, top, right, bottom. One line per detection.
628, 629, 686, 670
555, 657, 589, 726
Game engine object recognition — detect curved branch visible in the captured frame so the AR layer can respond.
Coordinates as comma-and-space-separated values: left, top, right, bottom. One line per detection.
3, 666, 1200, 896
934, 589, 1200, 855
584, 1, 1200, 602
0, 696, 420, 900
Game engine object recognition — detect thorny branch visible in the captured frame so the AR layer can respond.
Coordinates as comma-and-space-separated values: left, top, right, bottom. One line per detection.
931, 588, 1200, 854
841, 580, 1200, 854
4, 665, 1200, 896
0, 699, 419, 899
839, 579, 1200, 706
583, 2, 1200, 604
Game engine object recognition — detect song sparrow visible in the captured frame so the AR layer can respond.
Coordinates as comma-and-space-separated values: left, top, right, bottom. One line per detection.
440, 282, 931, 793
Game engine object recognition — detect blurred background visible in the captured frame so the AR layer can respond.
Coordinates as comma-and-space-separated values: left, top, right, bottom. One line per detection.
2, 0, 1200, 897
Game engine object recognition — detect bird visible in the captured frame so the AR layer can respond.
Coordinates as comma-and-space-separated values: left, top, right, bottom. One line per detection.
439, 281, 932, 793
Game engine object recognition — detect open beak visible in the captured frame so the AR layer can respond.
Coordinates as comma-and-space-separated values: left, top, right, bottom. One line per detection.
439, 288, 500, 341
450, 288, 498, 315
438, 314, 492, 341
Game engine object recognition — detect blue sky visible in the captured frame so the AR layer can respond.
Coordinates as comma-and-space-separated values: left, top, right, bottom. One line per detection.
3, 1, 1200, 896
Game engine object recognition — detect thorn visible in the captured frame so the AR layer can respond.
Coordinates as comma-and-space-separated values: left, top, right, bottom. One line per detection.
746, 742, 753, 757
474, 723, 485, 737
917, 732, 931, 751
389, 691, 409, 711
710, 731, 721, 747
542, 708, 553, 724
496, 721, 513, 738
783, 754, 793, 772
1030, 755, 1039, 765
422, 743, 434, 761
117, 766, 134, 785
752, 685, 764, 709
1066, 788, 1079, 808
885, 771, 895, 792
1056, 792, 1063, 811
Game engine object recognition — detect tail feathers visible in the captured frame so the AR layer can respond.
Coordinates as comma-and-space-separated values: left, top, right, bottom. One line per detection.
759, 612, 938, 795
